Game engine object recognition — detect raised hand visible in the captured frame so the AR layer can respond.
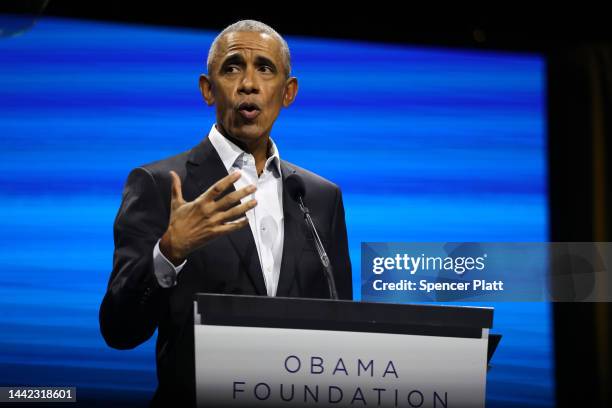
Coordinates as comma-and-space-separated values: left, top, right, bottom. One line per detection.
159, 170, 257, 265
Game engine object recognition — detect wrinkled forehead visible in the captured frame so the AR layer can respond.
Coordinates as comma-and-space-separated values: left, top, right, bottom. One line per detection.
214, 31, 283, 65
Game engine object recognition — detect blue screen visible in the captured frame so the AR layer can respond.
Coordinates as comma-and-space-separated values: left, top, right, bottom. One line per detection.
0, 17, 552, 407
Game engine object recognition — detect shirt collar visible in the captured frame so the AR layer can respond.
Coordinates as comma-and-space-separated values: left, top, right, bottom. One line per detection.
207, 124, 281, 176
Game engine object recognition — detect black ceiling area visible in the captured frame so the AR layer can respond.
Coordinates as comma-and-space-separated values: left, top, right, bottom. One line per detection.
2, 1, 612, 51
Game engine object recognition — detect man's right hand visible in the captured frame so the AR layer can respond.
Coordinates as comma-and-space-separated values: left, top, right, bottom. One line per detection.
159, 170, 257, 266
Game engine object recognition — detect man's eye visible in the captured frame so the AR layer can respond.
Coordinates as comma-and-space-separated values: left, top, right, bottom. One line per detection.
259, 66, 274, 73
224, 66, 240, 73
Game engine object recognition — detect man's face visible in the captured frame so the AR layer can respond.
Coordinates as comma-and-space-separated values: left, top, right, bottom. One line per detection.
200, 31, 297, 145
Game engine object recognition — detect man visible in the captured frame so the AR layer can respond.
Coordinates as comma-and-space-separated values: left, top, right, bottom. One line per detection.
99, 20, 352, 407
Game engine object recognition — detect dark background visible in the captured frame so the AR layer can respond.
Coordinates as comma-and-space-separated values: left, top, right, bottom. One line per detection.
3, 1, 612, 406
4, 1, 612, 49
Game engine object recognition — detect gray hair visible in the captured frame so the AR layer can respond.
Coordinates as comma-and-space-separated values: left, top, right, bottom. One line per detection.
206, 20, 292, 78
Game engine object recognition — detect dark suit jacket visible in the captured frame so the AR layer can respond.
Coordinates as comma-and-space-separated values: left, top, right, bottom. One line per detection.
99, 137, 352, 407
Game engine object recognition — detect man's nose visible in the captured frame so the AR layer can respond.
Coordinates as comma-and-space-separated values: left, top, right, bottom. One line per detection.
238, 67, 259, 94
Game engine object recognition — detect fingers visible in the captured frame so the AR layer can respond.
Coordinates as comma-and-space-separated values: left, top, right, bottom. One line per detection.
202, 202, 253, 245
217, 199, 258, 223
215, 184, 257, 211
169, 171, 184, 206
214, 216, 250, 235
202, 171, 242, 202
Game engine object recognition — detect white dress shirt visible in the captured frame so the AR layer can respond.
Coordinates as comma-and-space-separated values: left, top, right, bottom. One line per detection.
153, 124, 284, 296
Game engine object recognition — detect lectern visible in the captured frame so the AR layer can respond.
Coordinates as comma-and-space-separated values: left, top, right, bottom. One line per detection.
194, 294, 495, 408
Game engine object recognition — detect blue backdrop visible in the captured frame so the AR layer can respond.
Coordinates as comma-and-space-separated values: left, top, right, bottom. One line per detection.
0, 17, 552, 407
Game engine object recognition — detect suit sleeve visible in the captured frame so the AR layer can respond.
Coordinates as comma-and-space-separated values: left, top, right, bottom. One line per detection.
329, 187, 353, 300
99, 167, 170, 349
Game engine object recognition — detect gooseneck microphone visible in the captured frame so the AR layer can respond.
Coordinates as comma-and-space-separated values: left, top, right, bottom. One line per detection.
286, 174, 339, 300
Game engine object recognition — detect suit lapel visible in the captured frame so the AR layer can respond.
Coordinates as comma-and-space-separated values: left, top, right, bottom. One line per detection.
276, 161, 307, 297
184, 137, 267, 295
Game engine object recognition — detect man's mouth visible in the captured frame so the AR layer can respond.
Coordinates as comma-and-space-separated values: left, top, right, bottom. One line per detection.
237, 102, 261, 121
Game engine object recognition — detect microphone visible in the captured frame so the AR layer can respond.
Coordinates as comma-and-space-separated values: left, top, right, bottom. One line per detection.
286, 174, 339, 300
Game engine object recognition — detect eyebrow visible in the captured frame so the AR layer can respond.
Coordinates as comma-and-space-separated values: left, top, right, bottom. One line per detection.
219, 53, 279, 73
254, 56, 278, 72
219, 53, 245, 71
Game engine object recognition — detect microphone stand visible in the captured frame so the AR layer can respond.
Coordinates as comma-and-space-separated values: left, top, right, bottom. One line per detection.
296, 196, 339, 300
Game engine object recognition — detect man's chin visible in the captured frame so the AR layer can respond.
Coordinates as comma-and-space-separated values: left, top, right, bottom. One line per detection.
229, 124, 267, 143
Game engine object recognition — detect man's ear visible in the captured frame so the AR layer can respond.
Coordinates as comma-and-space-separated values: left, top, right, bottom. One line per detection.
199, 74, 215, 106
282, 77, 298, 108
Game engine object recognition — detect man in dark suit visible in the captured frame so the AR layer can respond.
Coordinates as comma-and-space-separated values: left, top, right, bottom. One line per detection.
99, 20, 352, 407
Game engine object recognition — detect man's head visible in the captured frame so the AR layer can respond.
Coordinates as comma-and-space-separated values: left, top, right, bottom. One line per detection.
200, 20, 298, 147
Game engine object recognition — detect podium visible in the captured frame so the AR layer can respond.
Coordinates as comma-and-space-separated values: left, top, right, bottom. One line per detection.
194, 294, 495, 408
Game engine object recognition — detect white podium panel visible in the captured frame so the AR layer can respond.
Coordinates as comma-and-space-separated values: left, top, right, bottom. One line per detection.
194, 294, 494, 408
196, 326, 488, 407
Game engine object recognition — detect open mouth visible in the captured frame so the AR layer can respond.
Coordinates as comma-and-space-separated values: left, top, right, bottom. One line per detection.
237, 102, 261, 121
